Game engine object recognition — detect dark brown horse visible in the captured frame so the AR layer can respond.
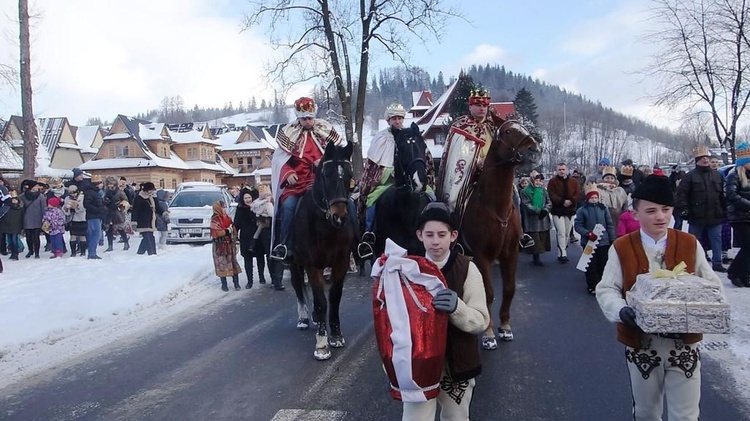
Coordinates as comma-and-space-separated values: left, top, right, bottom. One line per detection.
289, 141, 356, 360
457, 120, 540, 349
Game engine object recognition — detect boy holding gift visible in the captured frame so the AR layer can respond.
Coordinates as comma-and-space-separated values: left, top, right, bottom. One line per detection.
596, 175, 722, 421
402, 202, 490, 421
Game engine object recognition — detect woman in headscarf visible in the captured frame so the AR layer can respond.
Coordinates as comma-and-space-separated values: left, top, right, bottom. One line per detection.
211, 200, 242, 291
520, 171, 552, 266
233, 187, 260, 289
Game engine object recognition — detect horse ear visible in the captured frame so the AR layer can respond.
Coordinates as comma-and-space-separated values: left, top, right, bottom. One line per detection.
324, 141, 336, 158
342, 141, 353, 159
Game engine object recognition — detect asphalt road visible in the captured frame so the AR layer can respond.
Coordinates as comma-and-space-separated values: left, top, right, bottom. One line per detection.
1, 245, 748, 421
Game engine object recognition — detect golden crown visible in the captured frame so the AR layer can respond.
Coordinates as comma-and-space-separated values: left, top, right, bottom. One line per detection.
620, 165, 634, 177
602, 166, 617, 177
584, 183, 599, 195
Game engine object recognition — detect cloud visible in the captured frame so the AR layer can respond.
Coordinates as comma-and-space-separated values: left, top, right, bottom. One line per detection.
0, 0, 276, 124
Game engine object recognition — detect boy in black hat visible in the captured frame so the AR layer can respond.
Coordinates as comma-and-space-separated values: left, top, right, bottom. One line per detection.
596, 175, 723, 421
402, 202, 489, 420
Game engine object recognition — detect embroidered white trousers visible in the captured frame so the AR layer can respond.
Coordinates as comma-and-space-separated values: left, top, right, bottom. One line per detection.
626, 335, 701, 421
402, 370, 476, 421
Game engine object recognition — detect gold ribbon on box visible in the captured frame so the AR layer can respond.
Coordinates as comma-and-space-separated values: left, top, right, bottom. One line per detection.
652, 261, 689, 278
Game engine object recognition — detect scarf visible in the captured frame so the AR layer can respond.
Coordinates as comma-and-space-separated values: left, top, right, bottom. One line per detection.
524, 184, 545, 211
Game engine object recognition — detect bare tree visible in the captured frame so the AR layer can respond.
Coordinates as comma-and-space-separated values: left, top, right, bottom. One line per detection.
19, 0, 37, 179
241, 0, 463, 176
643, 0, 750, 161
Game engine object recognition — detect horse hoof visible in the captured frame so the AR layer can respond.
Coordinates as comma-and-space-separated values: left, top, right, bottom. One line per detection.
329, 336, 346, 348
482, 336, 498, 350
297, 318, 309, 330
498, 328, 514, 341
314, 348, 332, 360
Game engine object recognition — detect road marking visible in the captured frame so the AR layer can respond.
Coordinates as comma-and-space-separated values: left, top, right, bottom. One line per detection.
271, 409, 347, 420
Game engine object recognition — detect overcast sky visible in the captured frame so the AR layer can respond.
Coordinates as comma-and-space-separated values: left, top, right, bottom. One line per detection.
0, 0, 677, 127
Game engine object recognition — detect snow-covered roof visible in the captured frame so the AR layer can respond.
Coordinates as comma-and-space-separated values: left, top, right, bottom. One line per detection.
103, 132, 132, 141
220, 139, 274, 151
139, 123, 165, 141
74, 125, 101, 153
169, 129, 220, 146
251, 167, 272, 176
0, 140, 23, 171
37, 117, 67, 157
34, 146, 73, 178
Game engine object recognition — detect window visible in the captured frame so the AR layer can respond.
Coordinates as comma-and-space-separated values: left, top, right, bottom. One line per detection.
201, 148, 212, 161
115, 145, 129, 157
237, 158, 244, 165
435, 132, 447, 146
161, 146, 169, 157
171, 179, 177, 189
228, 158, 234, 164
159, 179, 165, 189
187, 147, 198, 160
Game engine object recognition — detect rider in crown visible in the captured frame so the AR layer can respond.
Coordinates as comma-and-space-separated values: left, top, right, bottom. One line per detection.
270, 96, 373, 261
437, 88, 534, 249
357, 103, 436, 244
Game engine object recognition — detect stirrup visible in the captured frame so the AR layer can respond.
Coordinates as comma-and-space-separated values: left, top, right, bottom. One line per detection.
357, 242, 373, 259
270, 244, 288, 261
362, 231, 376, 244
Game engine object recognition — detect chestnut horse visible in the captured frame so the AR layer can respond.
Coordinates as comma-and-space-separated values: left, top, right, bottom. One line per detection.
289, 142, 356, 360
454, 120, 540, 349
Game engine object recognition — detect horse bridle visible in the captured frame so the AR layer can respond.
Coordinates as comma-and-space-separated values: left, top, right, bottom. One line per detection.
394, 133, 426, 189
313, 159, 352, 219
493, 120, 537, 165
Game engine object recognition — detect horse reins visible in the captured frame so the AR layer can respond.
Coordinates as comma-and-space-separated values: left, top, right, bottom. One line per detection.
492, 120, 536, 165
313, 159, 352, 220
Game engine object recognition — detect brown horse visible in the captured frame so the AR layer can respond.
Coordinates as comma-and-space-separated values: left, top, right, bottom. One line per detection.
289, 142, 356, 360
456, 120, 540, 349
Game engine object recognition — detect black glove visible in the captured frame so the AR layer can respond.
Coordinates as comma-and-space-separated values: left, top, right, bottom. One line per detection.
619, 306, 639, 330
538, 209, 549, 220
433, 289, 459, 314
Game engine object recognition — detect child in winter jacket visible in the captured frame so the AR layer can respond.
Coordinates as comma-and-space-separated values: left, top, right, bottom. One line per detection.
574, 186, 616, 295
616, 200, 640, 237
42, 197, 66, 258
0, 196, 24, 260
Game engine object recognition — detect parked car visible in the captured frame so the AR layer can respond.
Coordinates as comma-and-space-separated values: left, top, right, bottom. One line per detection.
166, 184, 236, 244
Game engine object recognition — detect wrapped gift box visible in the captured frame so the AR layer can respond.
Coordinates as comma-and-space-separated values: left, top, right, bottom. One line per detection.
626, 273, 730, 334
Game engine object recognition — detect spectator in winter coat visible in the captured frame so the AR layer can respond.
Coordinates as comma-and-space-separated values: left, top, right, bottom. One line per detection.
575, 184, 616, 294
618, 158, 645, 188
596, 166, 628, 229
520, 171, 552, 266
103, 176, 130, 252
155, 189, 170, 249
42, 197, 66, 258
546, 162, 580, 263
617, 200, 640, 237
0, 196, 24, 260
119, 177, 135, 204
675, 146, 726, 272
132, 182, 163, 256
234, 187, 260, 289
587, 157, 610, 183
19, 182, 46, 259
63, 185, 88, 257
724, 141, 750, 287
250, 192, 284, 290
83, 177, 107, 259
618, 165, 637, 196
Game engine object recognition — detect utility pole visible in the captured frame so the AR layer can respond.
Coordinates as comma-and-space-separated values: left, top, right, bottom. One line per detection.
19, 0, 38, 179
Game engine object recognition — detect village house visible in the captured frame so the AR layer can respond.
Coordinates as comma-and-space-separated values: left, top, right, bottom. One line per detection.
73, 125, 105, 162
79, 114, 235, 188
1, 115, 86, 178
216, 124, 281, 188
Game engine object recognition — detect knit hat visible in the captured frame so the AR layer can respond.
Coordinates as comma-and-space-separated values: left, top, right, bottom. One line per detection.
72, 168, 84, 178
294, 97, 317, 119
417, 202, 456, 230
529, 170, 544, 180
47, 196, 61, 208
736, 141, 750, 167
632, 174, 674, 206
599, 157, 611, 166
584, 183, 599, 200
384, 103, 406, 120
621, 158, 634, 166
141, 182, 156, 192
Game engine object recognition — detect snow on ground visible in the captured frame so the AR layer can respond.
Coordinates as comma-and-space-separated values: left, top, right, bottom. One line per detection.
0, 242, 268, 390
0, 232, 748, 407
